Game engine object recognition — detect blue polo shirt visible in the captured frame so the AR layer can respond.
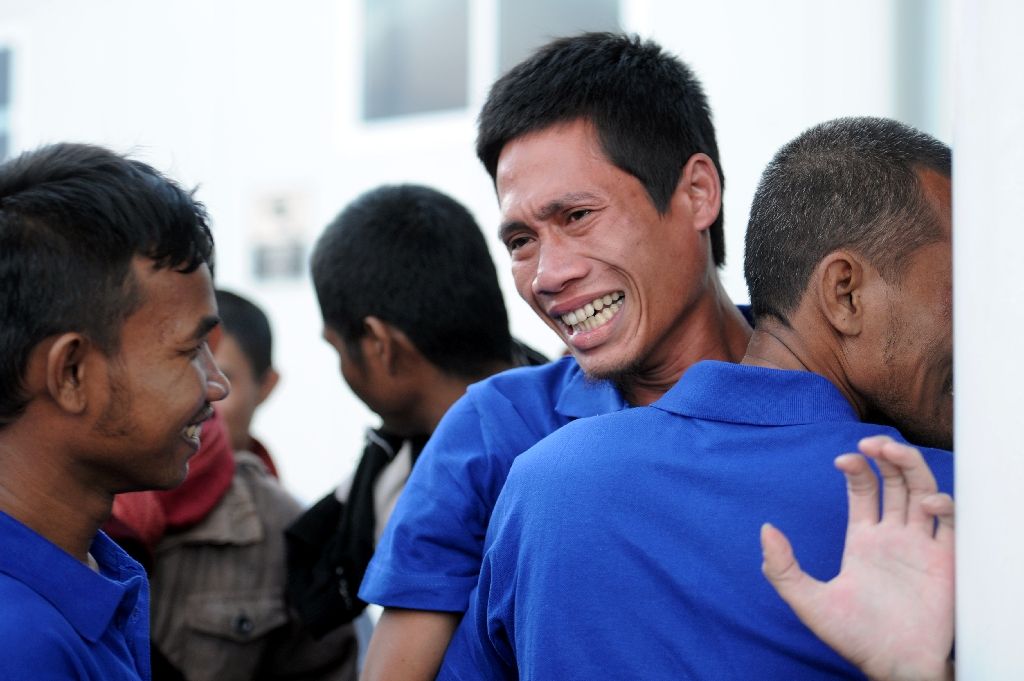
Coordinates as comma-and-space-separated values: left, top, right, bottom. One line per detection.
0, 510, 151, 680
360, 355, 627, 611
439, 361, 955, 680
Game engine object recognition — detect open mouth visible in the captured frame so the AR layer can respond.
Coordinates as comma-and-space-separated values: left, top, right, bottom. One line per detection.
182, 405, 214, 447
559, 292, 623, 336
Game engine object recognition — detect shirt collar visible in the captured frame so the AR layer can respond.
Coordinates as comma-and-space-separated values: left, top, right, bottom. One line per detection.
654, 361, 860, 425
0, 511, 147, 643
554, 358, 628, 419
553, 305, 753, 419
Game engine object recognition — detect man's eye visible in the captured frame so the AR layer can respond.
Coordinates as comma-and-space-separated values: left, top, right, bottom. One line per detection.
187, 340, 208, 358
506, 235, 531, 252
567, 209, 591, 222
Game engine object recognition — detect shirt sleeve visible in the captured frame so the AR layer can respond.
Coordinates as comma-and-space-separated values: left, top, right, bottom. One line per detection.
359, 388, 533, 612
436, 471, 523, 681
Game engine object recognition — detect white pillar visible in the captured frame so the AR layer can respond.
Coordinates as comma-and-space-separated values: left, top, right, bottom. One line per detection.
954, 1, 1024, 677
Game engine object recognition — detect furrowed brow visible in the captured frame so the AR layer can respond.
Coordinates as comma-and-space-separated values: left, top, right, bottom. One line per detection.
497, 192, 600, 241
536, 192, 599, 221
498, 220, 529, 243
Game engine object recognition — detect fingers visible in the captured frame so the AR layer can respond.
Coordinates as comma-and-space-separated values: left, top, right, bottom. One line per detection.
760, 522, 796, 582
834, 453, 879, 528
761, 522, 823, 616
878, 438, 940, 529
858, 435, 940, 531
858, 436, 910, 523
922, 493, 955, 547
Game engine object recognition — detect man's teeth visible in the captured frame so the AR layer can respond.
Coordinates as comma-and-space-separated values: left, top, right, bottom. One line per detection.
560, 292, 623, 334
184, 423, 202, 440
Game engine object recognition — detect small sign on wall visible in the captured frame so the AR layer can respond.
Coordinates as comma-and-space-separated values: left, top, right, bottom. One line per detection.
248, 190, 310, 281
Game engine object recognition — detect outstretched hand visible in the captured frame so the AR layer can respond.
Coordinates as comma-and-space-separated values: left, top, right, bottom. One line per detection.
761, 435, 954, 681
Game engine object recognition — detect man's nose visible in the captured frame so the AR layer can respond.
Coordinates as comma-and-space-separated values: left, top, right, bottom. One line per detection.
202, 345, 231, 402
532, 238, 588, 296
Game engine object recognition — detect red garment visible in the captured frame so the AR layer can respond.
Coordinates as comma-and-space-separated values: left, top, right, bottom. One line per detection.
248, 436, 279, 479
110, 491, 166, 550
104, 409, 234, 562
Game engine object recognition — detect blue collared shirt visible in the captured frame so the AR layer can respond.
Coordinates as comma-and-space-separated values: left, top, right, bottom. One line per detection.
360, 355, 627, 611
0, 510, 151, 680
440, 361, 955, 680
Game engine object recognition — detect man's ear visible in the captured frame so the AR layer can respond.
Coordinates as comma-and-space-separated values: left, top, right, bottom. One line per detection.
362, 316, 419, 376
674, 152, 722, 233
44, 333, 93, 415
814, 250, 867, 337
255, 367, 280, 406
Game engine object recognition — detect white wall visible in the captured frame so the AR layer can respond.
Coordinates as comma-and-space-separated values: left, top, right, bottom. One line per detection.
954, 0, 1024, 676
0, 0, 951, 503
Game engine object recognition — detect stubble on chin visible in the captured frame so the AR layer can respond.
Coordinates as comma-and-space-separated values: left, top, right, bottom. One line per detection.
578, 354, 646, 399
94, 365, 133, 438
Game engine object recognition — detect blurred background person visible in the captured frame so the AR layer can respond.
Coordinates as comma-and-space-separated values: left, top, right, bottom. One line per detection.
285, 184, 545, 668
213, 289, 282, 477
145, 289, 358, 681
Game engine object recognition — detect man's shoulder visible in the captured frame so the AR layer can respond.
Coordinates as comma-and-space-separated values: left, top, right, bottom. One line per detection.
0, 569, 55, 609
464, 354, 623, 426
466, 355, 581, 405
506, 405, 666, 495
0, 572, 77, 644
0, 615, 82, 678
427, 356, 587, 453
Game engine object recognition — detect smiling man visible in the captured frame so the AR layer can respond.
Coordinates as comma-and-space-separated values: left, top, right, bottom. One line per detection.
359, 33, 751, 680
439, 117, 955, 679
0, 143, 229, 680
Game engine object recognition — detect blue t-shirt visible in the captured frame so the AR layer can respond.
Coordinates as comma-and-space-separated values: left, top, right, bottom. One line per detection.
360, 355, 626, 611
0, 510, 151, 681
439, 361, 955, 680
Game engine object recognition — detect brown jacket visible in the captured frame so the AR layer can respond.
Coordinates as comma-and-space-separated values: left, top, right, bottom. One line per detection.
151, 452, 357, 681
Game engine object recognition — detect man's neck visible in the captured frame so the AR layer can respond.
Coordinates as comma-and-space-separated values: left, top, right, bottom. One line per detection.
742, 318, 868, 420
406, 359, 516, 436
0, 430, 112, 565
620, 289, 752, 406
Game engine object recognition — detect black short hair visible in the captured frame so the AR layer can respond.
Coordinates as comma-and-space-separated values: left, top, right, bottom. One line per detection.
0, 142, 214, 425
744, 117, 951, 324
215, 289, 273, 379
477, 32, 726, 266
311, 184, 513, 378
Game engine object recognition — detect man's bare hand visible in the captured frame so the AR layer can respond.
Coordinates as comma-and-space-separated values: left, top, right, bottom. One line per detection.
761, 435, 954, 681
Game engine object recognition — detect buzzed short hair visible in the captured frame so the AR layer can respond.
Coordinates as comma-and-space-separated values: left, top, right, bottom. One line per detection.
744, 116, 951, 324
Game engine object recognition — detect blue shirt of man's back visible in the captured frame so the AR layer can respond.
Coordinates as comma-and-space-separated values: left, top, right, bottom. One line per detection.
440, 361, 955, 680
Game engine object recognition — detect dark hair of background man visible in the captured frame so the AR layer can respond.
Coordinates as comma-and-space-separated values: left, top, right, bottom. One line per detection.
216, 289, 274, 380
311, 184, 514, 379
